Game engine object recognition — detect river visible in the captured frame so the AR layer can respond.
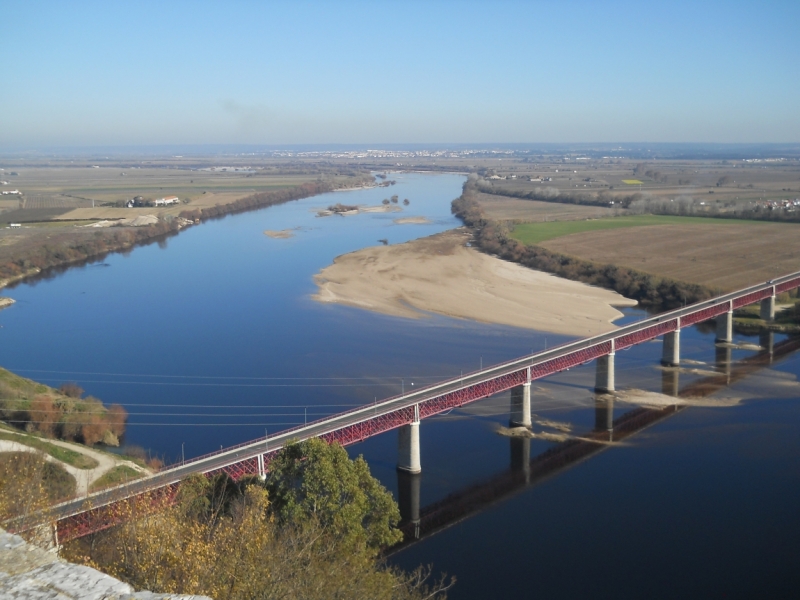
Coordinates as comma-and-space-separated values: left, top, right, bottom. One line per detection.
1, 172, 799, 598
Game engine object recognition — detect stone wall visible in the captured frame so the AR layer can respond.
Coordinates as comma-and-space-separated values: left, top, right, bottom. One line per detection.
0, 528, 210, 600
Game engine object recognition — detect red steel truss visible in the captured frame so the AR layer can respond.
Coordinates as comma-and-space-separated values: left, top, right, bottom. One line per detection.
732, 288, 773, 310
45, 273, 800, 542
57, 482, 181, 544
777, 277, 800, 295
616, 321, 677, 350
681, 303, 729, 327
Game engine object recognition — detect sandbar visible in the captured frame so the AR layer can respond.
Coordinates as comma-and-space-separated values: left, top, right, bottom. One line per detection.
394, 216, 430, 224
313, 229, 637, 336
264, 229, 295, 239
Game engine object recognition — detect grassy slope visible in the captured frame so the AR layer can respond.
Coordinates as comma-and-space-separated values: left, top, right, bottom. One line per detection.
510, 215, 756, 245
0, 426, 99, 469
89, 465, 143, 491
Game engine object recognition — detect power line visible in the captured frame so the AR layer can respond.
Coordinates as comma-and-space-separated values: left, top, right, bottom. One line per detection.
2, 421, 304, 427
20, 410, 350, 417
18, 402, 368, 410
27, 379, 405, 388
9, 368, 449, 381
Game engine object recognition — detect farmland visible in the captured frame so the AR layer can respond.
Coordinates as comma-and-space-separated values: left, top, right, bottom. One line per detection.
0, 161, 365, 224
510, 215, 750, 245
538, 220, 800, 291
471, 191, 615, 222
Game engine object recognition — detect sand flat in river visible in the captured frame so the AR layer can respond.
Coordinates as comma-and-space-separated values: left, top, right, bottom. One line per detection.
313, 229, 636, 336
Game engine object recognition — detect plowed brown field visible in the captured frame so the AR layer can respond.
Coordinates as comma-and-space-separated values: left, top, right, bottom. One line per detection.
474, 191, 616, 222
540, 222, 800, 292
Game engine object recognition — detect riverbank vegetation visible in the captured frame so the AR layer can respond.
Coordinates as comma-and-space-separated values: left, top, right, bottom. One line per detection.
0, 367, 128, 448
452, 180, 712, 310
733, 301, 800, 334
0, 180, 340, 290
62, 438, 453, 599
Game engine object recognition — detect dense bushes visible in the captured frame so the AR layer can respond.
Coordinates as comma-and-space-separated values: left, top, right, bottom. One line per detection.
62, 440, 453, 599
476, 178, 644, 208
0, 369, 128, 446
452, 183, 713, 310
178, 181, 330, 222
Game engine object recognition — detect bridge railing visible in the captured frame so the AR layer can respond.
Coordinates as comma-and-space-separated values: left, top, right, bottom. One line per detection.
132, 271, 800, 477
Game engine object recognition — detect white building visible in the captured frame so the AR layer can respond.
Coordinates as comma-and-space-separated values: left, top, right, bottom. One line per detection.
154, 196, 180, 206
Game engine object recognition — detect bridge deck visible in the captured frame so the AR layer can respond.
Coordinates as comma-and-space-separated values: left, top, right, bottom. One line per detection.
47, 271, 800, 540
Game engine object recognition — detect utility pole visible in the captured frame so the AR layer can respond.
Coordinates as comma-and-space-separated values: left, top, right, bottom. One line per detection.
181, 442, 185, 465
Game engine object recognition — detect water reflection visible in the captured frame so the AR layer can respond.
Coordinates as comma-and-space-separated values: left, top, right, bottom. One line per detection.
390, 335, 800, 553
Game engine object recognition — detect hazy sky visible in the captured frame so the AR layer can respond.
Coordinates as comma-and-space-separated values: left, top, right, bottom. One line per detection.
2, 0, 798, 147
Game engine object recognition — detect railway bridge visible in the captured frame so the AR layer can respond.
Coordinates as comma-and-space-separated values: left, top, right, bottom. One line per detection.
47, 271, 800, 543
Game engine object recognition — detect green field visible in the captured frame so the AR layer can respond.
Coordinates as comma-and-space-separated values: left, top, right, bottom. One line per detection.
510, 215, 750, 245
89, 464, 144, 491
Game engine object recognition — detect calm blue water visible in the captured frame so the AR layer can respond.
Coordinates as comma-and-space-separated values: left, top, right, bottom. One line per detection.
0, 173, 559, 462
1, 172, 799, 598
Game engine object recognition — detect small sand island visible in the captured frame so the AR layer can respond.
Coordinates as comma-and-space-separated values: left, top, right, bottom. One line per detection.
0, 297, 14, 310
316, 202, 402, 217
264, 229, 296, 239
313, 229, 637, 336
394, 216, 430, 225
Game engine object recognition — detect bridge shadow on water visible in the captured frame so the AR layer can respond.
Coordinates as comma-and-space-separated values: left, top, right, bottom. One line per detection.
388, 333, 800, 554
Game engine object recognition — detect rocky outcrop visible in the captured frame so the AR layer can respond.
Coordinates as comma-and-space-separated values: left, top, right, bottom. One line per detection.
0, 528, 210, 600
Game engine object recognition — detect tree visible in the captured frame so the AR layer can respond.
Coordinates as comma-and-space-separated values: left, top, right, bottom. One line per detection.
106, 404, 128, 438
59, 382, 84, 398
65, 471, 453, 599
29, 394, 62, 437
717, 175, 732, 187
266, 438, 403, 551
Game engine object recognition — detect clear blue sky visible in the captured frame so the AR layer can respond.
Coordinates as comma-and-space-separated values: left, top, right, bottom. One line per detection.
2, 0, 798, 147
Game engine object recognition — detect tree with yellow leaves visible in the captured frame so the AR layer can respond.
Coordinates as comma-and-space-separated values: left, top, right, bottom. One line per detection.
64, 441, 454, 599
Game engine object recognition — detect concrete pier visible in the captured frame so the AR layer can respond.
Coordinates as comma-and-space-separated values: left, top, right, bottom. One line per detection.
510, 382, 532, 427
397, 470, 421, 538
661, 329, 681, 367
760, 295, 776, 321
397, 406, 421, 473
595, 352, 615, 393
716, 311, 733, 343
509, 437, 531, 483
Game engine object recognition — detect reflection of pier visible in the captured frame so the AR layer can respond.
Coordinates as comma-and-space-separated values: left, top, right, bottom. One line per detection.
392, 334, 800, 552
40, 273, 800, 543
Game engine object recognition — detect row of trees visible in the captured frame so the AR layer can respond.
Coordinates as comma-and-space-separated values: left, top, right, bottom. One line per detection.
452, 182, 712, 309
628, 194, 800, 223
475, 178, 644, 209
0, 377, 128, 446
0, 180, 341, 284
61, 438, 453, 599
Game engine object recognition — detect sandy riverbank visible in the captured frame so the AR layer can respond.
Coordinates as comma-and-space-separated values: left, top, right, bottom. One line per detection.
313, 228, 637, 336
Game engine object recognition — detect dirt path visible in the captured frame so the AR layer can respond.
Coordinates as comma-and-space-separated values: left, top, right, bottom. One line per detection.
0, 438, 147, 497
